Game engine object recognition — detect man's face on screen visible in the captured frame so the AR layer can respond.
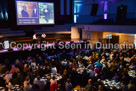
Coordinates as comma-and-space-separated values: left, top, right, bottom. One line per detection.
23, 6, 27, 10
33, 5, 37, 9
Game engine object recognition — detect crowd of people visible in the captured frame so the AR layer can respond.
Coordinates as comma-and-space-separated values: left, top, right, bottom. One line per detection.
0, 42, 136, 91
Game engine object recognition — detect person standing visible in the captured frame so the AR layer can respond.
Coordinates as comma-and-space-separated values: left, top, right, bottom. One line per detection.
50, 76, 57, 91
65, 78, 73, 91
32, 5, 38, 17
41, 33, 46, 43
21, 6, 29, 17
83, 79, 93, 91
33, 33, 37, 43
43, 5, 50, 23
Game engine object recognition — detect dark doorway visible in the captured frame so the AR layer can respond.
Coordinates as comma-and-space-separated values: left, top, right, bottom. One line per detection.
110, 35, 119, 44
79, 28, 82, 40
117, 5, 127, 21
90, 4, 98, 16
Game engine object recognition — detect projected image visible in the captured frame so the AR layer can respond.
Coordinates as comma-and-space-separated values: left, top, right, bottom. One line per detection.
16, 1, 54, 25
39, 3, 54, 24
17, 1, 38, 18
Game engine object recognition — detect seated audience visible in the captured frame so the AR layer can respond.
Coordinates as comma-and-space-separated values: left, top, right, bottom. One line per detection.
0, 43, 136, 91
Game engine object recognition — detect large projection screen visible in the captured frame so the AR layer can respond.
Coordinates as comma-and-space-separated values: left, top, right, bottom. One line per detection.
16, 1, 54, 25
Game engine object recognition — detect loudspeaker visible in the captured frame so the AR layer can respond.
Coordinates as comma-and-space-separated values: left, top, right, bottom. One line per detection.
90, 4, 98, 16
117, 5, 127, 21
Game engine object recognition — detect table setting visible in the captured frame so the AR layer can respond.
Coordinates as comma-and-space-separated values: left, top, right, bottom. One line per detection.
101, 79, 121, 90
128, 70, 136, 78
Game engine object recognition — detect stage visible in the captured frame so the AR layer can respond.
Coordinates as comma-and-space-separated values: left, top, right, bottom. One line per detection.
0, 37, 84, 53
0, 32, 72, 53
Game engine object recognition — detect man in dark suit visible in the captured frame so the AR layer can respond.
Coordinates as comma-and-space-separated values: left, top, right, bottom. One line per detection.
32, 5, 38, 17
21, 6, 29, 17
43, 5, 50, 23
